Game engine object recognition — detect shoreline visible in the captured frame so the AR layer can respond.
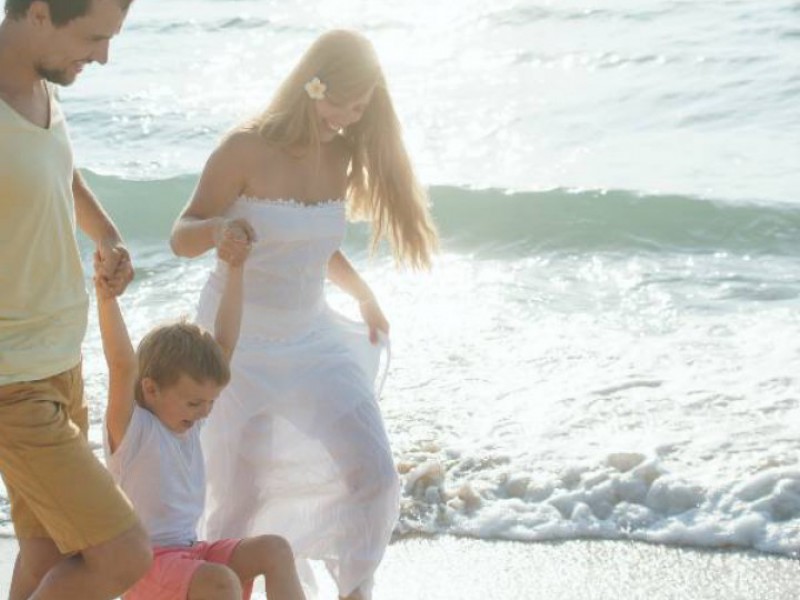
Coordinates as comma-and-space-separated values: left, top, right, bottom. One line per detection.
1, 534, 799, 599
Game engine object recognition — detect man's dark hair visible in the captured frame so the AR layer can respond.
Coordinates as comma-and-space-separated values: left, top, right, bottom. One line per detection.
5, 0, 132, 27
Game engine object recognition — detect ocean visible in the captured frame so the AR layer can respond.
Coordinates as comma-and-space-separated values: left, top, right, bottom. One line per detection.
2, 0, 800, 558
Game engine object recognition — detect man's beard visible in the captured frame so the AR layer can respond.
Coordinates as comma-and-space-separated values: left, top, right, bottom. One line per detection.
35, 64, 75, 86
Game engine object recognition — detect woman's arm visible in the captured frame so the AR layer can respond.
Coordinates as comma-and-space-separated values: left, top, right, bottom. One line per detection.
170, 132, 257, 258
327, 250, 389, 343
327, 250, 374, 302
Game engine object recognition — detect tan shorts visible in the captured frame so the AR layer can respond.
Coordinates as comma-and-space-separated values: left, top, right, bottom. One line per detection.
0, 364, 138, 554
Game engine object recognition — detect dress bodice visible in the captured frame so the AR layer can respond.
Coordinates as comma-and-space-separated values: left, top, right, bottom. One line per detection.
203, 197, 347, 340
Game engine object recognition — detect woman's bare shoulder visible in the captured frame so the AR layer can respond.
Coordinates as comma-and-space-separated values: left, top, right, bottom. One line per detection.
216, 127, 270, 160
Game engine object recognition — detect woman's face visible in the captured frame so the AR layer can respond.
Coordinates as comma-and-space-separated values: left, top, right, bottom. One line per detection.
315, 85, 375, 142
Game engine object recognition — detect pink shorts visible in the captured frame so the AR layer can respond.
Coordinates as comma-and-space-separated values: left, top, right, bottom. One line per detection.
124, 539, 254, 600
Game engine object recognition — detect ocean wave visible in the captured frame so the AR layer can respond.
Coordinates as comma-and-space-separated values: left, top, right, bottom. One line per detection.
82, 171, 800, 256
125, 16, 293, 34
485, 5, 675, 27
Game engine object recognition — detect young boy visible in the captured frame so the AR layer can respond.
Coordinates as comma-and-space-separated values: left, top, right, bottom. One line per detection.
94, 224, 305, 600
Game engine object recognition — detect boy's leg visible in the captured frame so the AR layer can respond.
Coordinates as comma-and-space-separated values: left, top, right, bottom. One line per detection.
188, 563, 243, 600
0, 366, 151, 599
226, 536, 305, 600
126, 544, 245, 600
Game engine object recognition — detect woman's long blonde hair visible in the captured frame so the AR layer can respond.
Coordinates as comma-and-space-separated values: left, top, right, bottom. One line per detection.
251, 29, 438, 269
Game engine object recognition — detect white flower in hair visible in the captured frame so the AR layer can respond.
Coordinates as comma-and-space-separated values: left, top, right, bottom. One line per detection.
304, 76, 327, 100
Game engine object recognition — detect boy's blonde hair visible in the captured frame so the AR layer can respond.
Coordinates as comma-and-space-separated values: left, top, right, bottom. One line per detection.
134, 320, 230, 403
248, 29, 438, 269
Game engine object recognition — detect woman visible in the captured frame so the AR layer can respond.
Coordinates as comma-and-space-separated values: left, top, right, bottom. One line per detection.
170, 30, 438, 599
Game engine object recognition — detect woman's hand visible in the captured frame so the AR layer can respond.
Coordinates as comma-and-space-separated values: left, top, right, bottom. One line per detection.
214, 218, 256, 267
359, 296, 390, 344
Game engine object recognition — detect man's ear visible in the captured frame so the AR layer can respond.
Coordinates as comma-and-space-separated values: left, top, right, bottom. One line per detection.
27, 1, 53, 29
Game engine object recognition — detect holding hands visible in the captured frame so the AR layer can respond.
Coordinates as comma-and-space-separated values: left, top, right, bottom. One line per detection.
94, 240, 134, 298
92, 217, 254, 301
214, 218, 256, 267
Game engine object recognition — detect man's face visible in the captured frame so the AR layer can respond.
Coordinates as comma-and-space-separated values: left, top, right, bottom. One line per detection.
30, 0, 127, 85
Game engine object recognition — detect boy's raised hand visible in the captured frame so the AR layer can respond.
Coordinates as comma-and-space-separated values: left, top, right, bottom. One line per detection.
93, 252, 138, 455
93, 250, 118, 300
215, 218, 255, 267
97, 239, 135, 295
94, 246, 133, 297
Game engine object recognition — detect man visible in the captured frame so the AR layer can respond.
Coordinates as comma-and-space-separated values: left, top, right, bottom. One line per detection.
0, 1, 152, 598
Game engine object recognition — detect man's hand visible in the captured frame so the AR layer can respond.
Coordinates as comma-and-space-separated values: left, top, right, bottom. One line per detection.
96, 239, 134, 296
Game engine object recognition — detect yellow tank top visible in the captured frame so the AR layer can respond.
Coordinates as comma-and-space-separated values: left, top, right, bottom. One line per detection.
0, 83, 88, 385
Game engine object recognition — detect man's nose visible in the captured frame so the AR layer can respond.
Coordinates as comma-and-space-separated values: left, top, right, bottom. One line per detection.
92, 40, 110, 65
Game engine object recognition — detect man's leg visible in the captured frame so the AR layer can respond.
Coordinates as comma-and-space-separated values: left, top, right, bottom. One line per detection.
28, 522, 151, 600
1, 367, 150, 600
8, 538, 62, 600
9, 525, 152, 600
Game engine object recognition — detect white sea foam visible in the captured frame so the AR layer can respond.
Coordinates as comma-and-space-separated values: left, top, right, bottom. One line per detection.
397, 448, 800, 555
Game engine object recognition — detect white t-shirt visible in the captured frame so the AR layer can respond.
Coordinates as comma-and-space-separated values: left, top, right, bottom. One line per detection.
0, 82, 88, 385
105, 405, 205, 547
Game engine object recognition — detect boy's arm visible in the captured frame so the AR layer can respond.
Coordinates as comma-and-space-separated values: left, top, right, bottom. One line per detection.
95, 268, 137, 453
214, 264, 245, 364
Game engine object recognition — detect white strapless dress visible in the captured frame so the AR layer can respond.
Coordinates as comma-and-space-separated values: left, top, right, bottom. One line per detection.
194, 198, 400, 599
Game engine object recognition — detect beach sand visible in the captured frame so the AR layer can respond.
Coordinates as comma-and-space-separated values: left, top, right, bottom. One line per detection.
0, 534, 798, 599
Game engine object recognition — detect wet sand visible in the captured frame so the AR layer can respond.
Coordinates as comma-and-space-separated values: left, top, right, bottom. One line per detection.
2, 534, 797, 599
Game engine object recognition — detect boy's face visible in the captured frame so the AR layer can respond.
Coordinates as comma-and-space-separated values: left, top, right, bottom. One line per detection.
142, 374, 222, 434
29, 0, 128, 85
